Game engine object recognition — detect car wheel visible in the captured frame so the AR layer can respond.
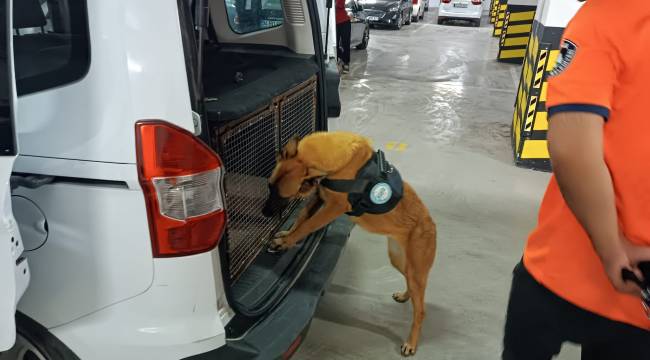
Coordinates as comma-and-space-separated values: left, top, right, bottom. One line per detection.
356, 26, 370, 50
473, 19, 481, 27
405, 11, 412, 25
437, 17, 445, 25
413, 13, 419, 22
0, 313, 79, 360
394, 13, 403, 29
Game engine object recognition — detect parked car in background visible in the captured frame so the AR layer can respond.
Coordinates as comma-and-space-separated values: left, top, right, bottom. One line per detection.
411, 0, 426, 22
346, 0, 371, 49
438, 0, 482, 26
361, 0, 413, 30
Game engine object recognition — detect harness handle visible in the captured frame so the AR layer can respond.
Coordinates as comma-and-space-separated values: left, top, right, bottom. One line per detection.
377, 150, 387, 174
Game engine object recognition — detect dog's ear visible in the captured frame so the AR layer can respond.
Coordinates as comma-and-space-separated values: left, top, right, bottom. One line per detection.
282, 136, 300, 159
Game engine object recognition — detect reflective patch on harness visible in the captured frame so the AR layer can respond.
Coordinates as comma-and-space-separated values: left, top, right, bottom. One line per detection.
370, 182, 392, 205
549, 39, 577, 77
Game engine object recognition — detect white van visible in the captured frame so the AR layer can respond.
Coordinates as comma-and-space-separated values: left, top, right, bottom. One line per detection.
0, 0, 30, 354
0, 0, 350, 359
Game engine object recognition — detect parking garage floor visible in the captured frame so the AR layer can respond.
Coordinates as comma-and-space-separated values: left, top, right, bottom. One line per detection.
294, 12, 581, 360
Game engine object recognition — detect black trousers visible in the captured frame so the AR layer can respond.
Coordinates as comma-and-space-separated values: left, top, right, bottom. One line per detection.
503, 262, 650, 360
336, 21, 351, 65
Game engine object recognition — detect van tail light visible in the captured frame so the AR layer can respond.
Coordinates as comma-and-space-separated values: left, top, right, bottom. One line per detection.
441, 0, 451, 3
471, 0, 482, 4
412, 0, 417, 4
135, 120, 226, 258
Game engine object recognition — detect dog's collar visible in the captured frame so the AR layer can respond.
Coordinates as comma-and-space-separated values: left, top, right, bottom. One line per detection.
319, 150, 403, 217
320, 178, 369, 193
319, 151, 384, 194
320, 150, 393, 194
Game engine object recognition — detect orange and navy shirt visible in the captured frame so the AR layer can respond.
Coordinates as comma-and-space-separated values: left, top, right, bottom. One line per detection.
524, 0, 650, 330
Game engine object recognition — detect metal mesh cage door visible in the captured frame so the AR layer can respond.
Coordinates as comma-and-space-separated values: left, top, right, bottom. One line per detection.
217, 76, 318, 281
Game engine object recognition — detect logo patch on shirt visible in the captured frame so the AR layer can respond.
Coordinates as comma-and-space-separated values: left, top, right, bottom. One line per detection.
549, 39, 577, 77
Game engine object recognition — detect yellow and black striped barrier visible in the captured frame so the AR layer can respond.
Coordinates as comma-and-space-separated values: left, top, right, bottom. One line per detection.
492, 0, 508, 37
511, 21, 563, 170
490, 0, 499, 24
497, 1, 536, 64
511, 0, 583, 170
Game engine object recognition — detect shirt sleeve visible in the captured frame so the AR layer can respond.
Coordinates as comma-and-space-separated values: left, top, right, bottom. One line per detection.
546, 7, 620, 120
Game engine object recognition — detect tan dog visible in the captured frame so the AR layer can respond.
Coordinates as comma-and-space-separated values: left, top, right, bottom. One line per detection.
262, 131, 437, 356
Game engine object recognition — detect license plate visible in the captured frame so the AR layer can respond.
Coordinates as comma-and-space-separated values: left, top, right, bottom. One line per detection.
367, 16, 379, 21
453, 3, 468, 8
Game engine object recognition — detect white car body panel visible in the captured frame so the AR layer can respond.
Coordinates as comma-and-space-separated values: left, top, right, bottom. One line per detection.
11, 0, 232, 357
438, 0, 482, 19
0, 177, 28, 352
16, 0, 195, 168
49, 252, 231, 360
15, 180, 154, 329
0, 0, 29, 350
14, 157, 141, 189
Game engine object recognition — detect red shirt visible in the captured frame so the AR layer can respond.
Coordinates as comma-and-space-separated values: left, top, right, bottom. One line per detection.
336, 0, 350, 24
524, 0, 650, 330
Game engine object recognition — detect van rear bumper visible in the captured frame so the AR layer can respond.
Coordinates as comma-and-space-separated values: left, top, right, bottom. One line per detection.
186, 217, 353, 360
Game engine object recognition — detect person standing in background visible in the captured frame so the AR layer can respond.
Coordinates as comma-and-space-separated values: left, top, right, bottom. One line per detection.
502, 0, 650, 359
335, 0, 351, 74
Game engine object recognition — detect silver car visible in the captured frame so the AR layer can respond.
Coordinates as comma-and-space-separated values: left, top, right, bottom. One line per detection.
346, 0, 371, 49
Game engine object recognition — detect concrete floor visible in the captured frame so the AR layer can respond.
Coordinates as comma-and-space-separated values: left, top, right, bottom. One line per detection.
294, 12, 582, 360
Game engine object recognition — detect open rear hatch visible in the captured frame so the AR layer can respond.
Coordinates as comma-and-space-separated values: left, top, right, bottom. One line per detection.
202, 46, 324, 334
177, 0, 329, 332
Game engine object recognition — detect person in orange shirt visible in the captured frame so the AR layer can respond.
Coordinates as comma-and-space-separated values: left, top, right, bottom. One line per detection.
502, 0, 650, 359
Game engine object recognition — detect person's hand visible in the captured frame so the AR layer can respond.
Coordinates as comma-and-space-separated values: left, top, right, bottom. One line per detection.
601, 234, 650, 297
601, 250, 643, 297
622, 238, 650, 267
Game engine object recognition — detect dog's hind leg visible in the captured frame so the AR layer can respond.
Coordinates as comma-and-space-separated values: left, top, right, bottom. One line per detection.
388, 237, 410, 303
401, 223, 436, 356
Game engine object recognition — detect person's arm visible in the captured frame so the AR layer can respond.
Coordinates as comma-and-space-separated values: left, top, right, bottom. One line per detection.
547, 112, 642, 295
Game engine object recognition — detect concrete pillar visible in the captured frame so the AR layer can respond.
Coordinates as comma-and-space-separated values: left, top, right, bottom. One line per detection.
511, 0, 583, 170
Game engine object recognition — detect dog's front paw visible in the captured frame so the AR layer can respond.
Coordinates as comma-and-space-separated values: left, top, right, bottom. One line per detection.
400, 342, 416, 357
274, 230, 292, 238
392, 291, 410, 303
267, 236, 293, 253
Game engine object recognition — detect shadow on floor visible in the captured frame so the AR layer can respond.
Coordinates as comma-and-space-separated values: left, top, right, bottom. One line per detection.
316, 283, 452, 352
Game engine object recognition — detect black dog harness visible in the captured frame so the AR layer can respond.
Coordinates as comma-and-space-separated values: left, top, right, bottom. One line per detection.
320, 150, 404, 217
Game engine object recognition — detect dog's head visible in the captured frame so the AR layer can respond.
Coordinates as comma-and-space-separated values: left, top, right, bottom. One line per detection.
262, 136, 326, 217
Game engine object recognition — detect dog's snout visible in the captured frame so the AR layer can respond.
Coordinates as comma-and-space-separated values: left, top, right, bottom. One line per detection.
262, 183, 289, 217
